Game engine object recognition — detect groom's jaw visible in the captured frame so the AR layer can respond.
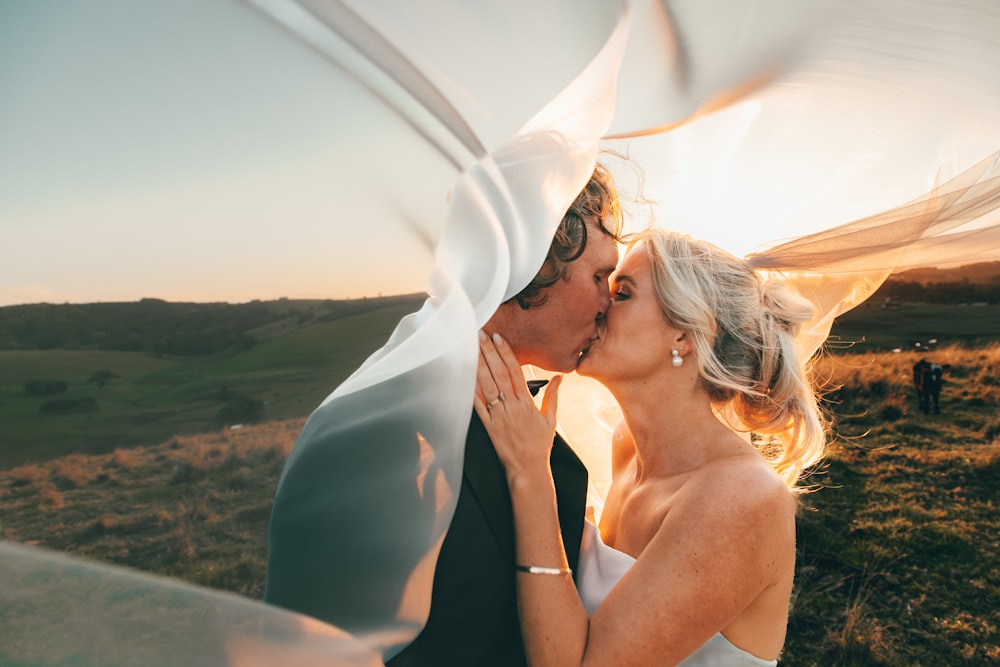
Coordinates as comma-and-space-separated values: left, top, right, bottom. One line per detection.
576, 334, 600, 366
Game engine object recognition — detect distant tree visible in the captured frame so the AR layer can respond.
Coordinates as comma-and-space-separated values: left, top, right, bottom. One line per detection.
0, 295, 426, 353
876, 277, 1000, 304
218, 395, 264, 425
87, 370, 118, 388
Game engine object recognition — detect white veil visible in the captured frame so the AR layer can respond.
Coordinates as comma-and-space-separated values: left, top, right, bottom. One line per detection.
4, 1, 1000, 665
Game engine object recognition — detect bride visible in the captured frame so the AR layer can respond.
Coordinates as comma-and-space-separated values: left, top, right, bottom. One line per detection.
475, 229, 827, 666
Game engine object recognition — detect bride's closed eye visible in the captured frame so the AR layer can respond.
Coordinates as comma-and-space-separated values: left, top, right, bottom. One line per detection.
612, 288, 630, 301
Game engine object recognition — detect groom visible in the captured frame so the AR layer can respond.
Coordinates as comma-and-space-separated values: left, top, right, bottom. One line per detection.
387, 164, 623, 666
265, 165, 622, 666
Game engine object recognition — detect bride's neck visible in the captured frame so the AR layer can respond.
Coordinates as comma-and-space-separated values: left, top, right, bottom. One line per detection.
609, 381, 720, 478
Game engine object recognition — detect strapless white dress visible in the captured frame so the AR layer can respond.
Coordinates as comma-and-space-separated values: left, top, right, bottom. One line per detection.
577, 521, 778, 667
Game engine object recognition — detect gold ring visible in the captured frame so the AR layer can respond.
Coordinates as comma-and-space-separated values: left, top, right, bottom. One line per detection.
487, 397, 502, 408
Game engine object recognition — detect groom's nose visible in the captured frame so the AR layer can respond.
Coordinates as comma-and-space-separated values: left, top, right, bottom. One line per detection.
596, 283, 611, 317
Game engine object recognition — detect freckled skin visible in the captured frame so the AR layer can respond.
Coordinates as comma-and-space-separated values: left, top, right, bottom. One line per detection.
479, 240, 799, 665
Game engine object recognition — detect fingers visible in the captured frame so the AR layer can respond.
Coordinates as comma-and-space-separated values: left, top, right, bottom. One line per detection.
478, 330, 521, 401
475, 331, 558, 428
540, 374, 562, 426
475, 332, 506, 413
472, 390, 491, 424
473, 379, 504, 424
491, 332, 528, 398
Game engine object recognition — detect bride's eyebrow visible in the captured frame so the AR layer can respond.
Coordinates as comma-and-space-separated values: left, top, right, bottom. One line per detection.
613, 274, 636, 287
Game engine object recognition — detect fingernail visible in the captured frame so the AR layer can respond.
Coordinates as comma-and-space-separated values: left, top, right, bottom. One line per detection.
479, 330, 487, 341
492, 333, 503, 346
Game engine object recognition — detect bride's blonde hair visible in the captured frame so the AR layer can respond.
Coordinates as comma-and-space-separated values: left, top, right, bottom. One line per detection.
637, 230, 827, 490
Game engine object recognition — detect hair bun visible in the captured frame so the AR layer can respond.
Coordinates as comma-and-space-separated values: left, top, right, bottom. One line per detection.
761, 279, 814, 335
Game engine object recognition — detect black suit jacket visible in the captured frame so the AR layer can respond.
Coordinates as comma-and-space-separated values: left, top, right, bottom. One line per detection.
388, 406, 589, 666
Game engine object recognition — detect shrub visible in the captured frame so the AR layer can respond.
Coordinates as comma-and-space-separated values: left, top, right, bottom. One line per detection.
169, 461, 200, 486
40, 397, 98, 415
218, 395, 264, 425
879, 403, 904, 422
10, 465, 47, 486
37, 482, 64, 510
24, 380, 68, 396
111, 448, 141, 470
51, 455, 95, 489
86, 370, 118, 388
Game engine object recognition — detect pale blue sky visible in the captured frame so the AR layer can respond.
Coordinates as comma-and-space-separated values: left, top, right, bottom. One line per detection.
3, 1, 1000, 306
1, 1, 455, 305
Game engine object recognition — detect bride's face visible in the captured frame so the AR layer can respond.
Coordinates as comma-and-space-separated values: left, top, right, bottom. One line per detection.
577, 243, 677, 382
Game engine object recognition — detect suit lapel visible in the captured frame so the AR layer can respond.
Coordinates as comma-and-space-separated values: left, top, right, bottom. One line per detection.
462, 412, 590, 572
462, 414, 517, 562
551, 433, 588, 571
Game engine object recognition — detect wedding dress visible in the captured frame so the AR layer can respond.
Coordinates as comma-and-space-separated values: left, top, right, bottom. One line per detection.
577, 522, 779, 667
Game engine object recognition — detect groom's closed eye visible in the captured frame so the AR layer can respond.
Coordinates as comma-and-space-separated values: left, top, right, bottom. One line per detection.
594, 267, 615, 285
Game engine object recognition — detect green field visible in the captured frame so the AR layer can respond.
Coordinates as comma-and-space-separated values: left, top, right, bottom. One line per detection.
0, 300, 421, 466
1, 297, 998, 665
2, 298, 995, 468
828, 301, 998, 353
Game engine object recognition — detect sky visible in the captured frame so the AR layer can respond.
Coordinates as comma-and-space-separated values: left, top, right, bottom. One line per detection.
3, 1, 1000, 307
1, 1, 456, 306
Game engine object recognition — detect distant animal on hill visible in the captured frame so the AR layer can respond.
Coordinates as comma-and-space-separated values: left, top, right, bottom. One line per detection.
912, 358, 945, 415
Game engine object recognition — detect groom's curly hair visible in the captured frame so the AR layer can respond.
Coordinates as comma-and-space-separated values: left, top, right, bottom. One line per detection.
512, 163, 625, 309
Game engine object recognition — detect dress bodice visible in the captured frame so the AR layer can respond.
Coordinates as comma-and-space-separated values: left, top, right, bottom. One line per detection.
576, 521, 778, 667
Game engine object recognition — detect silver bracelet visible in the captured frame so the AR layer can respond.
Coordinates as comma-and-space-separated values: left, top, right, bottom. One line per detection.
515, 563, 572, 575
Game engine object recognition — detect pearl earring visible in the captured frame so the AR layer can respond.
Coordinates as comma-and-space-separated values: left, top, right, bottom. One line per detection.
671, 349, 683, 367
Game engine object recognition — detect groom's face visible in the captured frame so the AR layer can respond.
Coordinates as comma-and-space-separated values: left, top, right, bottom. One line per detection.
515, 221, 619, 372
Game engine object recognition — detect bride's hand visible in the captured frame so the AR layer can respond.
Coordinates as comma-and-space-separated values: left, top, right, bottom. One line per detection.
473, 331, 562, 482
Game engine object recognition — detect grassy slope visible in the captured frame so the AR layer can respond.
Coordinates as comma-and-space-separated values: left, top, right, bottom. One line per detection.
1, 304, 998, 665
0, 301, 417, 466
828, 301, 998, 352
781, 344, 1000, 665
0, 421, 301, 599
3, 298, 991, 466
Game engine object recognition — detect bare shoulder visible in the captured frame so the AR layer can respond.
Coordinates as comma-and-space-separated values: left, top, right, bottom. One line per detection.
634, 452, 796, 618
670, 453, 796, 538
704, 453, 790, 495
603, 451, 796, 663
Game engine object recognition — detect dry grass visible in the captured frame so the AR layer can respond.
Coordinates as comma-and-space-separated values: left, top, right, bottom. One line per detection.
1, 344, 998, 665
813, 342, 1000, 422
0, 418, 305, 598
783, 343, 1000, 665
111, 447, 141, 470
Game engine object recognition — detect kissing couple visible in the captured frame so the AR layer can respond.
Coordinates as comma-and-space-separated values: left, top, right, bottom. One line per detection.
267, 163, 824, 666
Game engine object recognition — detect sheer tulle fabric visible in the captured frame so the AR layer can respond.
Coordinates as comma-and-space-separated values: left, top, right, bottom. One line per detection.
0, 541, 383, 666
749, 151, 1000, 361
4, 1, 1000, 665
